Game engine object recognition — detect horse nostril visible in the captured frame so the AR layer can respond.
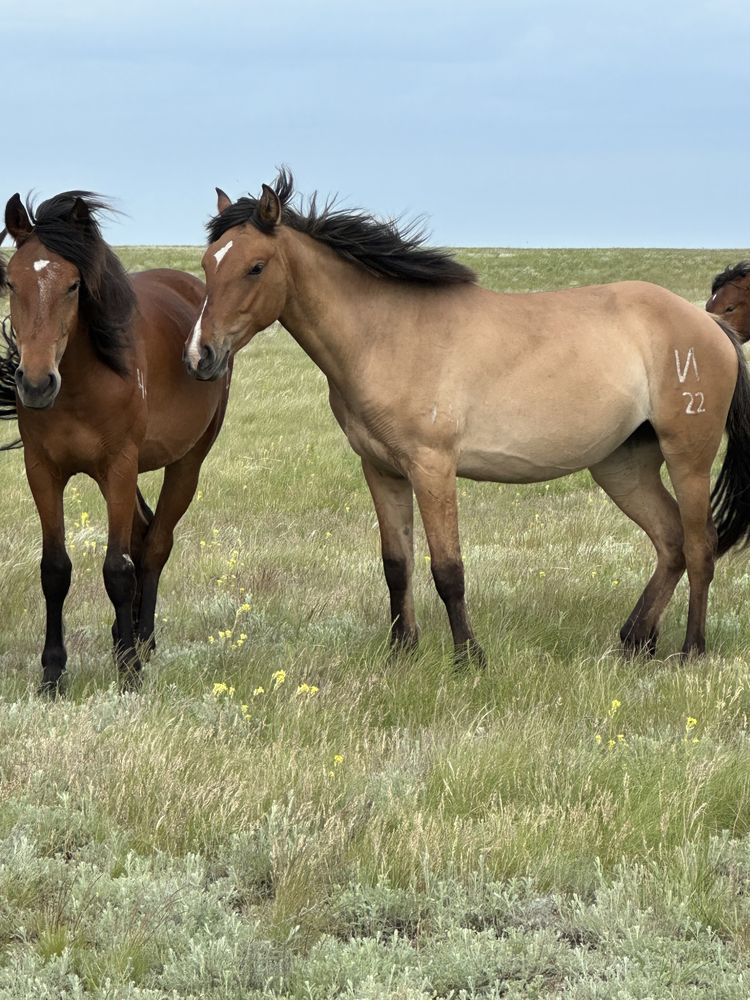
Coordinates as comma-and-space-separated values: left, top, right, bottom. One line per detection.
14, 367, 24, 385
198, 344, 216, 370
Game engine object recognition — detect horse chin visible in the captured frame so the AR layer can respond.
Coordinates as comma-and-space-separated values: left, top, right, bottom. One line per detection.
18, 386, 60, 410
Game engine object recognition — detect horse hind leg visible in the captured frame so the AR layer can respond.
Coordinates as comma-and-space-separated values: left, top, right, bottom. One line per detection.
661, 454, 716, 657
590, 433, 685, 657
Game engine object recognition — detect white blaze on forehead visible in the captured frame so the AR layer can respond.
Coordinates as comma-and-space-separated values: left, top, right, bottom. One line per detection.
33, 260, 50, 272
186, 299, 207, 367
213, 240, 233, 268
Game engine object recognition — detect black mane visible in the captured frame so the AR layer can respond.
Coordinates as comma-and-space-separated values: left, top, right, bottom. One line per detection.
207, 168, 476, 286
711, 260, 750, 295
0, 228, 6, 290
17, 192, 135, 376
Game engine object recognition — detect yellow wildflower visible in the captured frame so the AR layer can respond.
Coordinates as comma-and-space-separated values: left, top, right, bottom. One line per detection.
595, 734, 602, 745
686, 717, 698, 731
272, 670, 286, 688
296, 683, 320, 696
333, 754, 344, 766
239, 603, 251, 613
608, 699, 622, 717
253, 686, 265, 697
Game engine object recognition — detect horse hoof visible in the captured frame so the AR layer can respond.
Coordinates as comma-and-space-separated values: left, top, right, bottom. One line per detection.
119, 667, 143, 694
38, 674, 66, 699
453, 639, 487, 670
620, 629, 658, 659
388, 632, 419, 660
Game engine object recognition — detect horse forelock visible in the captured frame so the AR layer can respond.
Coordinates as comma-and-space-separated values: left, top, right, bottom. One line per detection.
711, 260, 750, 295
18, 192, 135, 376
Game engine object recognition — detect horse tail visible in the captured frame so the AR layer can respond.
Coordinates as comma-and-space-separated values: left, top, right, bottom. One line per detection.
0, 315, 21, 451
711, 317, 750, 555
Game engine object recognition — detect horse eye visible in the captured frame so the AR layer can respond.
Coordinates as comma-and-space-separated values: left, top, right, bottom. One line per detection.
67, 281, 80, 294
248, 262, 265, 276
725, 305, 736, 313
5, 282, 15, 293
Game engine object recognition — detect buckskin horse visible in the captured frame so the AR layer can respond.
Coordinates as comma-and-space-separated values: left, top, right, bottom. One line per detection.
185, 170, 750, 662
4, 192, 232, 693
706, 261, 750, 343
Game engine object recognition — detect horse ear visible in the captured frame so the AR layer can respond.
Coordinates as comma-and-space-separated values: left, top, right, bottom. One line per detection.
258, 184, 282, 227
216, 187, 232, 214
70, 197, 90, 224
5, 194, 32, 243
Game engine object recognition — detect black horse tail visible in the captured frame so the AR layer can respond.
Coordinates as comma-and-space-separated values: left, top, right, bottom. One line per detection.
0, 314, 21, 451
711, 318, 750, 555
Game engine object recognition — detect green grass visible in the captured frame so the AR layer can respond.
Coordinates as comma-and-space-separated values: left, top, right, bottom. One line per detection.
1, 249, 750, 996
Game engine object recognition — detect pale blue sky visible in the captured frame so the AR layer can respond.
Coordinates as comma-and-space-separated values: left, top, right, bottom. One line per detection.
5, 0, 750, 246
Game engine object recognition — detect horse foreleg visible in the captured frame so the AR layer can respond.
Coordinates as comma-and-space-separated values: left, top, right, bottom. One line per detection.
410, 456, 485, 668
361, 458, 418, 653
98, 452, 141, 688
111, 487, 153, 649
26, 455, 71, 695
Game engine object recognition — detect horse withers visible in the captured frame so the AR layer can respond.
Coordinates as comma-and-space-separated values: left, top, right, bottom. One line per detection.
706, 261, 750, 343
4, 192, 232, 693
186, 171, 750, 663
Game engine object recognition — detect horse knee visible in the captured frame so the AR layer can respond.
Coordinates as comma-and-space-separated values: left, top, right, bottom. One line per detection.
103, 552, 137, 606
40, 549, 72, 601
431, 560, 465, 604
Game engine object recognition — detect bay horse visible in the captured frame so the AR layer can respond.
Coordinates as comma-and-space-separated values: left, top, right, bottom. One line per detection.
4, 192, 232, 693
186, 170, 750, 662
706, 261, 750, 343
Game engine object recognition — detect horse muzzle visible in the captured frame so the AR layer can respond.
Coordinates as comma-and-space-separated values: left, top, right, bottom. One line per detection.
15, 367, 61, 409
183, 342, 230, 382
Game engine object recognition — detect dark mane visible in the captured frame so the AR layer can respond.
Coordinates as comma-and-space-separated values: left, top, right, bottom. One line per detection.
712, 260, 750, 295
208, 168, 476, 286
17, 192, 135, 376
0, 228, 6, 290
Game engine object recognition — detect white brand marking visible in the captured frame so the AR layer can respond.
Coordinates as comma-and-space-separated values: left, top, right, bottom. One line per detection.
186, 299, 207, 367
683, 391, 706, 414
675, 347, 699, 383
214, 240, 233, 268
136, 367, 146, 399
33, 260, 50, 272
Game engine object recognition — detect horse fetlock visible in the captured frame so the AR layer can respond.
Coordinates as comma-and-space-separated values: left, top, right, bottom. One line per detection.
620, 625, 658, 659
453, 638, 487, 670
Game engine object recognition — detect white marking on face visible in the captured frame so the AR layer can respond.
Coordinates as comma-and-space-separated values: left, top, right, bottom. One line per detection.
674, 347, 699, 384
186, 299, 207, 367
136, 367, 147, 399
431, 404, 438, 424
214, 240, 233, 268
33, 259, 50, 272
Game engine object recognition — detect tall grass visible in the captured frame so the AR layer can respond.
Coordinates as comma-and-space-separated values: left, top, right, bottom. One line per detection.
0, 248, 749, 996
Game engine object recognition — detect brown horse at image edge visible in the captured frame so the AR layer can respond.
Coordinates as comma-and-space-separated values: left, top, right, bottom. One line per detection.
186, 170, 750, 662
706, 261, 750, 343
2, 192, 232, 693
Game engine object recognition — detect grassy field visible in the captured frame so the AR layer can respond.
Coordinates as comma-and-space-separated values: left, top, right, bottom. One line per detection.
1, 247, 750, 997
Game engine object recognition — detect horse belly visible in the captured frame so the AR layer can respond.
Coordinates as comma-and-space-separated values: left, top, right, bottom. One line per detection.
457, 396, 646, 484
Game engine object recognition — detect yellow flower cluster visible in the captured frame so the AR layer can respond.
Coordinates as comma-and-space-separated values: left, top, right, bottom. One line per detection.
272, 670, 286, 689
211, 681, 251, 722
296, 683, 320, 696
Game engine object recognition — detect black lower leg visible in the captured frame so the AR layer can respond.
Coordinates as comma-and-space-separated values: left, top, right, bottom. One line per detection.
103, 550, 142, 684
383, 556, 417, 650
431, 559, 486, 667
40, 545, 72, 693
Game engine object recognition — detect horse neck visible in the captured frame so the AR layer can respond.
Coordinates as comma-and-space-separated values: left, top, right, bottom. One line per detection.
278, 230, 399, 391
